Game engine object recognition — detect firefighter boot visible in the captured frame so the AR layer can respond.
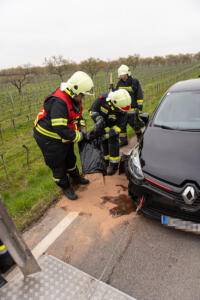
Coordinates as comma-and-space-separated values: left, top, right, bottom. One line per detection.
69, 167, 89, 185
0, 275, 7, 288
0, 251, 15, 273
119, 136, 128, 147
107, 162, 118, 176
105, 160, 109, 168
136, 131, 143, 142
62, 185, 78, 200
62, 177, 78, 200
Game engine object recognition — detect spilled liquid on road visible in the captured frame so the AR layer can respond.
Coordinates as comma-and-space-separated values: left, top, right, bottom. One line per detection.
101, 192, 135, 218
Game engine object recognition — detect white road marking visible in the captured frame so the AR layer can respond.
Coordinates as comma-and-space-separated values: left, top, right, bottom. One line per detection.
32, 211, 79, 259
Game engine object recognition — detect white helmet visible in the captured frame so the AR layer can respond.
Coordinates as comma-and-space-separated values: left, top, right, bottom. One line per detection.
107, 89, 131, 111
60, 71, 94, 98
118, 64, 131, 78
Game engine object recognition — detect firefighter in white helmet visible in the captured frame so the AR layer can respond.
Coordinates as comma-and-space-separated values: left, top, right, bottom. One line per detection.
116, 64, 144, 146
34, 71, 94, 200
88, 89, 131, 175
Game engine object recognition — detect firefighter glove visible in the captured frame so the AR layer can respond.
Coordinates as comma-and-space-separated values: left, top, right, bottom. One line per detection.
94, 116, 105, 134
101, 133, 109, 141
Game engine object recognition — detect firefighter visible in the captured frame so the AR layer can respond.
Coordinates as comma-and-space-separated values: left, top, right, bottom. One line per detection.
116, 64, 144, 146
0, 240, 15, 287
34, 71, 94, 200
88, 89, 131, 176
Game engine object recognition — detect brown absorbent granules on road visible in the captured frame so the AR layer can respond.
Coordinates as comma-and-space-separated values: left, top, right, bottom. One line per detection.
53, 172, 136, 264
56, 172, 135, 219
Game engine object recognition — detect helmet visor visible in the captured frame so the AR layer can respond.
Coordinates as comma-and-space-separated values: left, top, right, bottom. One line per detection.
82, 89, 94, 96
115, 105, 131, 112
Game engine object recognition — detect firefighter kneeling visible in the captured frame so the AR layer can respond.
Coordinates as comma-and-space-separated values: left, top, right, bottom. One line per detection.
34, 71, 94, 200
89, 89, 131, 176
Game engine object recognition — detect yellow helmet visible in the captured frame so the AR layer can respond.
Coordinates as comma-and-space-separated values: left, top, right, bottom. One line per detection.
60, 71, 94, 98
108, 89, 131, 111
118, 64, 131, 78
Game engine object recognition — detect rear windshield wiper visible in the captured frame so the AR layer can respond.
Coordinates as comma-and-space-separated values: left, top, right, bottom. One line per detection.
153, 124, 175, 130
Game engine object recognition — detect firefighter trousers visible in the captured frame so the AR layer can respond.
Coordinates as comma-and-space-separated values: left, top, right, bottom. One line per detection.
34, 130, 76, 189
120, 112, 144, 141
102, 134, 120, 164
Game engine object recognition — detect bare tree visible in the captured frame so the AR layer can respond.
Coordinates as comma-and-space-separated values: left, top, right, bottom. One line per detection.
165, 54, 179, 65
125, 55, 140, 70
103, 59, 119, 72
0, 64, 34, 94
117, 57, 128, 66
80, 57, 104, 79
178, 53, 193, 64
140, 57, 154, 66
152, 56, 165, 65
194, 52, 200, 61
44, 55, 75, 81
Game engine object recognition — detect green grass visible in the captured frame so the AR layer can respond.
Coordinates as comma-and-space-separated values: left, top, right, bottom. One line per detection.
1, 165, 59, 230
0, 63, 199, 231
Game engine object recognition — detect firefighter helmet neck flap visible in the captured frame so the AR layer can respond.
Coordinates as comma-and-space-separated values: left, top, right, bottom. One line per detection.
107, 89, 131, 112
118, 64, 131, 78
60, 71, 94, 99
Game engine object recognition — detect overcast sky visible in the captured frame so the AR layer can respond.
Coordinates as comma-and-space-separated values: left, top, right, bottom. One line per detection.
1, 0, 200, 69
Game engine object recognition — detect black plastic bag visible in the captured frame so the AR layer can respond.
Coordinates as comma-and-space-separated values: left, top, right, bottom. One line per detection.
79, 138, 106, 175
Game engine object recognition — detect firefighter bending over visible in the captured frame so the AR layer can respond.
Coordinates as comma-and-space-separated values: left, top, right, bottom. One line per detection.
34, 71, 94, 200
88, 89, 131, 176
116, 64, 144, 146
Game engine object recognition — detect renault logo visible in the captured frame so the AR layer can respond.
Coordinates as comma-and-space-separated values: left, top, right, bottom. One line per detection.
182, 186, 197, 205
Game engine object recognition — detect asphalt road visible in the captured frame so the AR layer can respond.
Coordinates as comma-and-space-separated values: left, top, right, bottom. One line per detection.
22, 201, 200, 300
105, 214, 200, 300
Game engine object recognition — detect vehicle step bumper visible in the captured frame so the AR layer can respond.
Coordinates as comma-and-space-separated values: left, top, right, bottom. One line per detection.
0, 254, 136, 300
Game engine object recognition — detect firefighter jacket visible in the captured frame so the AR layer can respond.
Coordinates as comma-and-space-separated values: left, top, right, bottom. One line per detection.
116, 76, 143, 110
34, 88, 85, 143
89, 93, 126, 136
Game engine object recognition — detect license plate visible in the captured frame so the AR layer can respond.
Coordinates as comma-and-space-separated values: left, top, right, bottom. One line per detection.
161, 215, 200, 233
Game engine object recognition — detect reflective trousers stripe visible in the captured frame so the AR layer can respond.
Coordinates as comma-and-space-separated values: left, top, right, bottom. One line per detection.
104, 155, 110, 160
109, 156, 120, 163
120, 132, 127, 137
